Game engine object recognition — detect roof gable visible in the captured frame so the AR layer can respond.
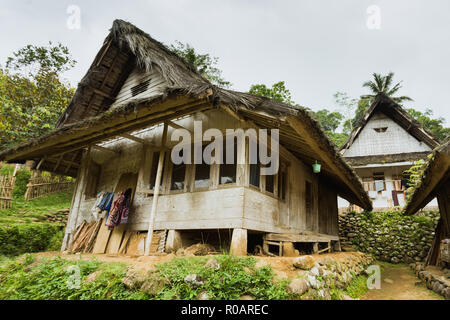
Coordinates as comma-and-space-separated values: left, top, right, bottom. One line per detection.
56, 19, 210, 127
340, 94, 440, 156
343, 111, 432, 157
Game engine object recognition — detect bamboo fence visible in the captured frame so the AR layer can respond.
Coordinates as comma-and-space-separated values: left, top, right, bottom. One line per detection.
0, 175, 16, 209
24, 174, 75, 201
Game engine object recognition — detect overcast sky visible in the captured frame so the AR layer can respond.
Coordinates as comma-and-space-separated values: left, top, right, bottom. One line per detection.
0, 0, 448, 125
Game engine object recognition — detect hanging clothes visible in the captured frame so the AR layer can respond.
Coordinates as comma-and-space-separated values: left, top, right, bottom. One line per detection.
105, 189, 133, 230
375, 180, 385, 192
98, 192, 114, 219
91, 191, 106, 220
392, 190, 400, 207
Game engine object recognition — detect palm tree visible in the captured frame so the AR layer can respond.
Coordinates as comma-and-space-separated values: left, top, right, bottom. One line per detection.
362, 72, 413, 104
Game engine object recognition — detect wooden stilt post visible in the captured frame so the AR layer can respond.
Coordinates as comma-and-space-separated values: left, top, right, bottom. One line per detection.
144, 122, 168, 256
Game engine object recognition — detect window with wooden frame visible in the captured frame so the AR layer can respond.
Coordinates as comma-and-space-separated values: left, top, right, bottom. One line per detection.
277, 163, 287, 201
249, 142, 261, 188
219, 141, 237, 185
194, 145, 211, 190
84, 161, 101, 199
169, 149, 187, 192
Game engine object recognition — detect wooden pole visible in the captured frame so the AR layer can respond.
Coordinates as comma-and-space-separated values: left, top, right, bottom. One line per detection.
63, 147, 91, 252
144, 122, 168, 256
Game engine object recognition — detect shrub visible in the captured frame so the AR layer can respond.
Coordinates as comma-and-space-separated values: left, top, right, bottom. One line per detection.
0, 223, 64, 256
12, 169, 31, 199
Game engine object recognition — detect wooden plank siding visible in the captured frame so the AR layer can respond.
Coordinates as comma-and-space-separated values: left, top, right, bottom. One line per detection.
64, 108, 338, 240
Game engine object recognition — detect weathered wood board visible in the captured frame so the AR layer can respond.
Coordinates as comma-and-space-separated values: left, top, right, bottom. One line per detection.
92, 172, 138, 254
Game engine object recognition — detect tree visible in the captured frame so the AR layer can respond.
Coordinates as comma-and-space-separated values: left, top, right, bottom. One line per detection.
342, 98, 371, 134
249, 81, 294, 104
311, 109, 344, 132
169, 41, 231, 88
362, 72, 413, 104
407, 108, 450, 141
0, 42, 75, 150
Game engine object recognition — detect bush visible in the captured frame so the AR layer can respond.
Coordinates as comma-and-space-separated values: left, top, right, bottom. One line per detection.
0, 223, 64, 256
12, 169, 31, 199
0, 164, 15, 176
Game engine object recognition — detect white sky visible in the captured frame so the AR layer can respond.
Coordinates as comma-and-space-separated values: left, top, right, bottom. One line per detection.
0, 0, 448, 125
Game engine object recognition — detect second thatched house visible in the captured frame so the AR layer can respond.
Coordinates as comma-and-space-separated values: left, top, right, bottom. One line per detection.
0, 20, 371, 256
340, 94, 441, 210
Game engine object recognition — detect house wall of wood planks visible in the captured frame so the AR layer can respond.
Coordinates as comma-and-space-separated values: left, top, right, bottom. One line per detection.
63, 108, 340, 252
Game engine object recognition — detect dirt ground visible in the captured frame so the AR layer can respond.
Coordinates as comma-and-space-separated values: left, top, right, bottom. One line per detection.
362, 262, 443, 300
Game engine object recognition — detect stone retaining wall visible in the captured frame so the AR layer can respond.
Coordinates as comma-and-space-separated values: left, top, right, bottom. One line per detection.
410, 262, 450, 300
339, 210, 439, 264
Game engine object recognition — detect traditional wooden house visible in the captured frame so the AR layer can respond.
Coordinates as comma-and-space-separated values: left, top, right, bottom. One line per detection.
404, 140, 449, 266
340, 94, 441, 210
0, 20, 371, 256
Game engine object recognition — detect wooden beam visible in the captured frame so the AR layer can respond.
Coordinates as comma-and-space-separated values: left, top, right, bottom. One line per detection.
166, 120, 193, 133
119, 133, 147, 145
36, 158, 45, 170
53, 156, 64, 172
4, 97, 210, 162
91, 145, 119, 155
220, 104, 245, 122
144, 122, 168, 256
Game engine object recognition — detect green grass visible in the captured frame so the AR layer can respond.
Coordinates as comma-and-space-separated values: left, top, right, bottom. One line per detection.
329, 275, 369, 300
0, 190, 72, 256
0, 255, 291, 300
0, 190, 73, 225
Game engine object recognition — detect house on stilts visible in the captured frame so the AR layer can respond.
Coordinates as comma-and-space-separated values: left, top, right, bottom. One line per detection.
404, 140, 450, 267
340, 93, 441, 210
0, 20, 371, 256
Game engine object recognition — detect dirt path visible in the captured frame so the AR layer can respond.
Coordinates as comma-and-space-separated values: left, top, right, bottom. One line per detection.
362, 262, 442, 300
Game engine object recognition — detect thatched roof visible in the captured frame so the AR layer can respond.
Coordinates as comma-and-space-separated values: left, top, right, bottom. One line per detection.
404, 140, 450, 215
340, 93, 440, 156
0, 19, 372, 210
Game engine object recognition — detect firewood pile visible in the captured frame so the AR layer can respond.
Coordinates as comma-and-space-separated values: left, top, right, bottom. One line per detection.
70, 221, 103, 253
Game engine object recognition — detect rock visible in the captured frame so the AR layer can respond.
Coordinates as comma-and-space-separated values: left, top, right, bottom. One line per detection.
184, 243, 215, 256
310, 266, 324, 277
287, 278, 309, 295
84, 271, 102, 284
391, 257, 400, 264
141, 278, 166, 296
240, 295, 255, 300
204, 258, 220, 270
184, 274, 205, 288
197, 291, 210, 300
293, 256, 315, 270
122, 268, 147, 289
442, 287, 450, 300
306, 275, 320, 289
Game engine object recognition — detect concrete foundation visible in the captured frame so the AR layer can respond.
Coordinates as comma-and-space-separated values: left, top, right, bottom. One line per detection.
165, 230, 183, 253
230, 228, 247, 256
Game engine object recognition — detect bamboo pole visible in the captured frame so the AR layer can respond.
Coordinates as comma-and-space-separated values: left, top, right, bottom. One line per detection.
144, 122, 168, 256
